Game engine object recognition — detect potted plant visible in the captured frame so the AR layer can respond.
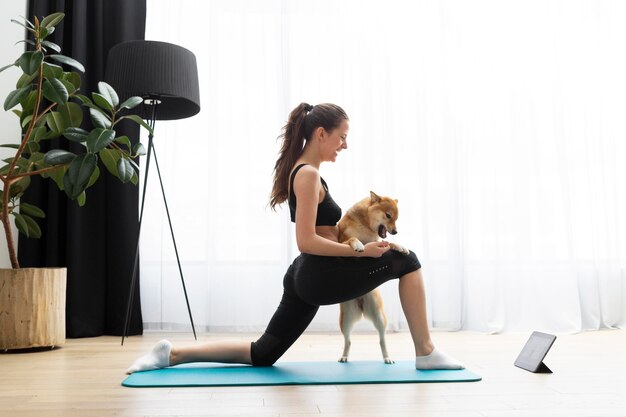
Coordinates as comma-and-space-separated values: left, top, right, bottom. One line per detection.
0, 13, 150, 350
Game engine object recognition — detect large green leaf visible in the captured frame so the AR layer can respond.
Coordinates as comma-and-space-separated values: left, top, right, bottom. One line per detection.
127, 157, 139, 171
75, 95, 100, 112
0, 63, 16, 74
119, 96, 143, 110
43, 149, 76, 165
62, 127, 89, 143
92, 92, 113, 112
58, 78, 77, 95
42, 62, 63, 79
117, 157, 133, 183
21, 114, 33, 128
14, 212, 42, 239
49, 165, 66, 190
16, 72, 37, 89
15, 39, 36, 46
28, 151, 45, 165
42, 78, 69, 106
87, 166, 100, 188
99, 148, 121, 179
20, 202, 45, 218
10, 18, 33, 32
114, 136, 132, 152
20, 91, 38, 114
13, 213, 30, 238
98, 82, 119, 107
17, 51, 44, 75
38, 27, 54, 40
118, 115, 153, 134
10, 176, 30, 198
58, 102, 83, 127
49, 54, 85, 73
3, 86, 31, 111
86, 128, 116, 153
40, 12, 64, 29
75, 94, 93, 106
64, 71, 81, 91
46, 111, 66, 135
89, 108, 111, 128
17, 15, 34, 28
41, 40, 61, 53
63, 153, 97, 199
132, 142, 147, 156
26, 141, 40, 154
0, 144, 20, 149
24, 215, 42, 238
76, 191, 86, 207
31, 126, 49, 142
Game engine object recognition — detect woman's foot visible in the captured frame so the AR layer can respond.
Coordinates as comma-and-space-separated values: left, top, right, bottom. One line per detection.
126, 339, 172, 374
415, 348, 465, 370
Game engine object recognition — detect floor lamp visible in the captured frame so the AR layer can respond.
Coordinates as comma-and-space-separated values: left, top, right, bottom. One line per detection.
105, 40, 201, 345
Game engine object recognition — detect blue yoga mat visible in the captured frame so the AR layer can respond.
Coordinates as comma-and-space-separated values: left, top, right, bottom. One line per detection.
122, 360, 481, 387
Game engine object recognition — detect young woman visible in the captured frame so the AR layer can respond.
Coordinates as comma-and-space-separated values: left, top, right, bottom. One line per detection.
126, 103, 463, 374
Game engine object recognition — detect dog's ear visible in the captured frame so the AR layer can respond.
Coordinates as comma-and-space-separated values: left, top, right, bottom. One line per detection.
394, 199, 398, 203
369, 191, 381, 203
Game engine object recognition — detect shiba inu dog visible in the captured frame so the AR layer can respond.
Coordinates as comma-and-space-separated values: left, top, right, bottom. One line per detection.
337, 191, 410, 364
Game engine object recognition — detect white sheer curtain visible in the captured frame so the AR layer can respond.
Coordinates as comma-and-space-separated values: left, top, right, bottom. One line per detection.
139, 0, 626, 334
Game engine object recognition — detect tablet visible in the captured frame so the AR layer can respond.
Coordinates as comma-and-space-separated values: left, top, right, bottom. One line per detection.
514, 331, 556, 373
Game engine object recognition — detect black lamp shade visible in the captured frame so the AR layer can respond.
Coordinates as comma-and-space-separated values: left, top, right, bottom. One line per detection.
105, 40, 200, 120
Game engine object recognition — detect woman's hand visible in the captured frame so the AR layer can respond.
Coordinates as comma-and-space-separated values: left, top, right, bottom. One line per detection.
360, 241, 391, 258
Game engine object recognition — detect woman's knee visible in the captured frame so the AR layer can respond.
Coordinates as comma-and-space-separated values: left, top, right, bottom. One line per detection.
250, 335, 283, 367
397, 250, 421, 276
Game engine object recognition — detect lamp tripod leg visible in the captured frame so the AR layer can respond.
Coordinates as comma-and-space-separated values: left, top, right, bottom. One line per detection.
121, 104, 197, 345
151, 143, 198, 341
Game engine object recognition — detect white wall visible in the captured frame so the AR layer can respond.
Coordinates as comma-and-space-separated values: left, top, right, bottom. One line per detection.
0, 0, 27, 268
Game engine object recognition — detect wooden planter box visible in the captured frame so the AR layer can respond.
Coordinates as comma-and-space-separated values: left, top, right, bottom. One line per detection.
0, 268, 67, 350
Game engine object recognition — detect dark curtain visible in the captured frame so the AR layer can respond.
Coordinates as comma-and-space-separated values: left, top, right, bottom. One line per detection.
19, 0, 146, 337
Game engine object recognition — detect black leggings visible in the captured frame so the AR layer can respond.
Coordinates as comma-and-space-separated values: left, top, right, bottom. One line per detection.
250, 250, 421, 366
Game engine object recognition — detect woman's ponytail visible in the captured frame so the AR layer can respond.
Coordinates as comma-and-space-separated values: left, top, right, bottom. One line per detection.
269, 103, 312, 210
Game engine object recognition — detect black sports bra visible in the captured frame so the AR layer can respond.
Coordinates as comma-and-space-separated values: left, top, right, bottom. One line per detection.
288, 164, 342, 226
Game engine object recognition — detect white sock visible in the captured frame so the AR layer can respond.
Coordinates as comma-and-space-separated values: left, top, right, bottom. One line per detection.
126, 339, 172, 374
415, 348, 465, 370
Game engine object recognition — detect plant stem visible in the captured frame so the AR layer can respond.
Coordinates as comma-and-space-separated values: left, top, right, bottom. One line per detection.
12, 164, 67, 179
1, 177, 19, 268
33, 102, 57, 125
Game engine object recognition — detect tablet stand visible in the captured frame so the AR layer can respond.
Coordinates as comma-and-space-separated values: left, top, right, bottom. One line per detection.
514, 331, 556, 373
533, 361, 552, 374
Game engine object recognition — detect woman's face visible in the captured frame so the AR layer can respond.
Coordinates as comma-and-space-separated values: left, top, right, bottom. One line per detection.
321, 119, 349, 162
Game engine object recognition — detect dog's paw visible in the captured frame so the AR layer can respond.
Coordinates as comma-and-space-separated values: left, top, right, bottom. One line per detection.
339, 356, 349, 363
389, 243, 410, 255
348, 238, 365, 252
384, 358, 395, 364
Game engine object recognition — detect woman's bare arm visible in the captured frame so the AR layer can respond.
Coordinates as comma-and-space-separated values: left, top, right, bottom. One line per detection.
293, 166, 389, 257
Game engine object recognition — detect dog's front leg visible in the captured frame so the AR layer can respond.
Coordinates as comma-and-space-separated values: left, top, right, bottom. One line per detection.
371, 309, 394, 364
344, 237, 365, 252
389, 242, 410, 255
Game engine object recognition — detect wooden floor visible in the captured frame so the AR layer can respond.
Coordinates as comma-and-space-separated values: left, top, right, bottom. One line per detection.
1, 329, 625, 417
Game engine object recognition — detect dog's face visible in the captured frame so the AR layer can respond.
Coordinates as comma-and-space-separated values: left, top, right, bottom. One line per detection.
366, 191, 400, 239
